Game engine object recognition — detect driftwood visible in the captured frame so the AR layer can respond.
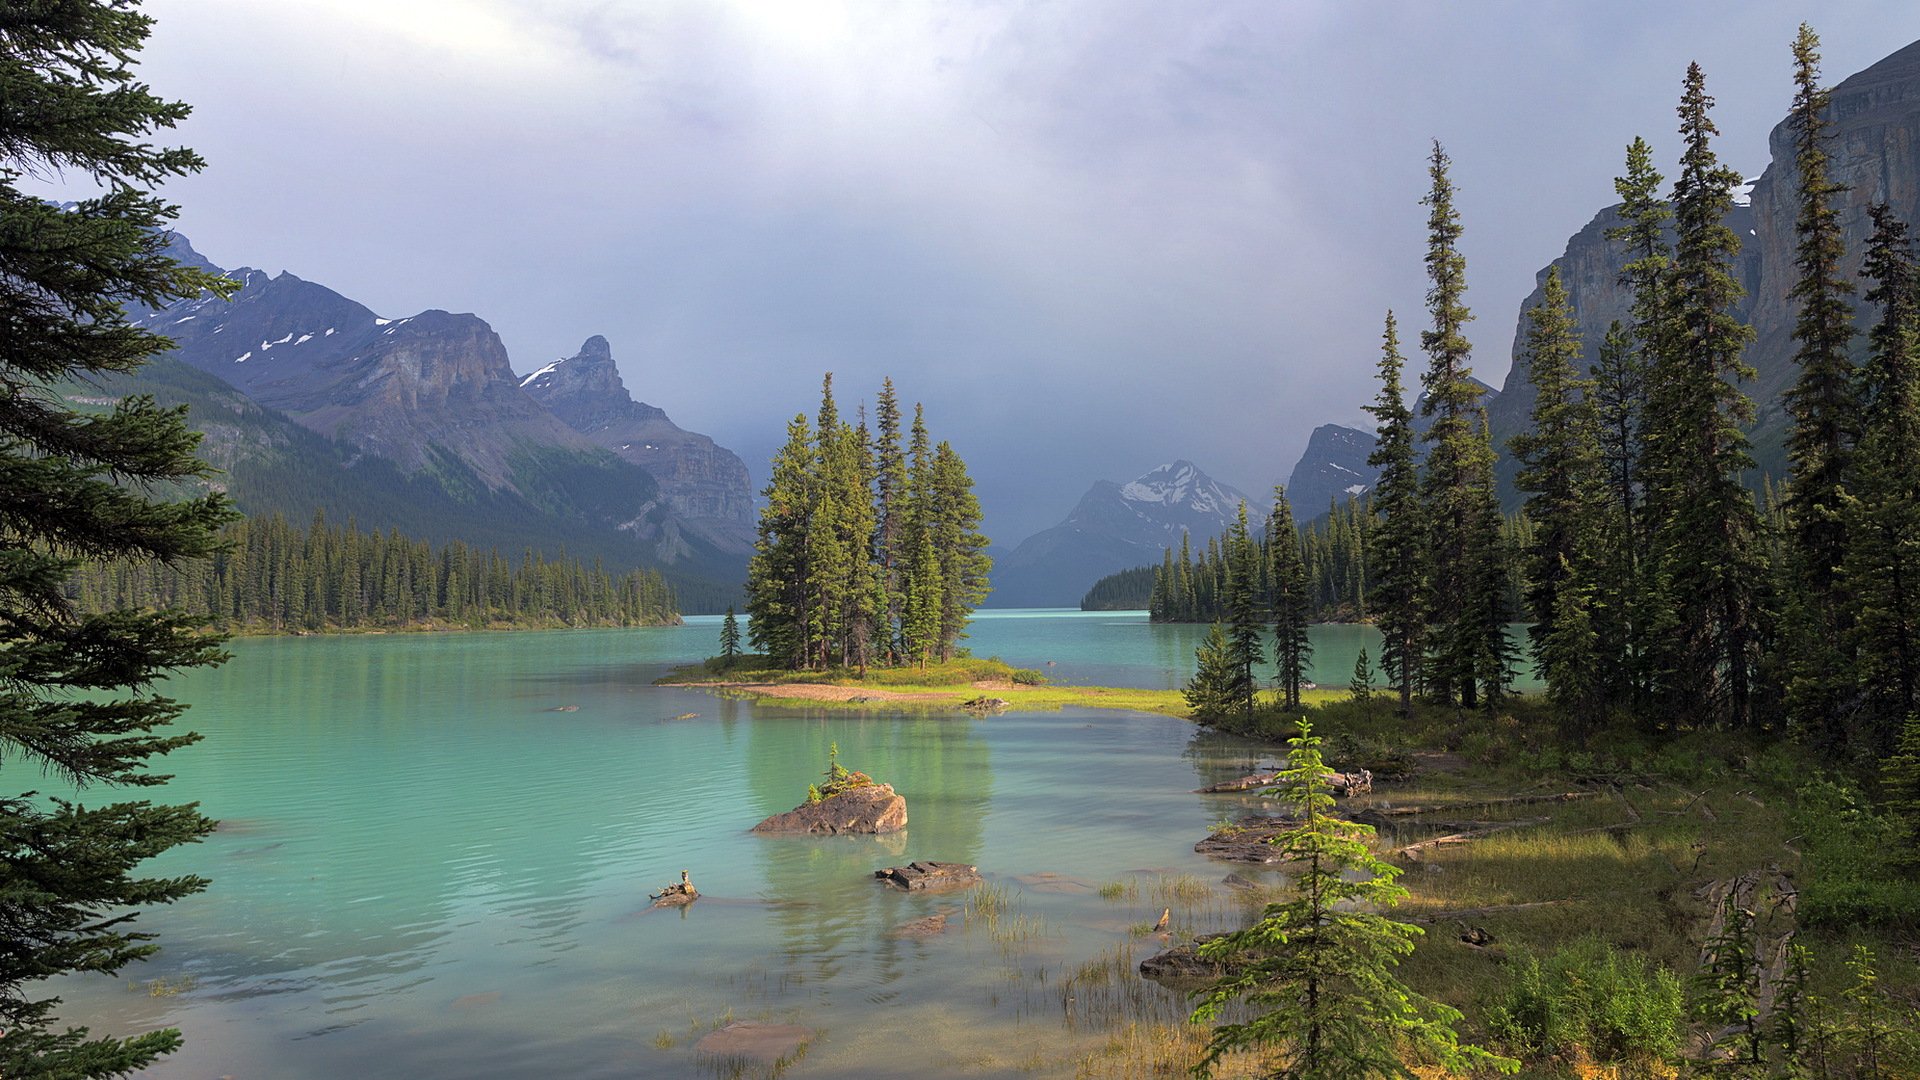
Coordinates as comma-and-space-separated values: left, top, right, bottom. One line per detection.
1405, 899, 1579, 924
1356, 791, 1595, 820
1391, 817, 1549, 860
1196, 769, 1372, 796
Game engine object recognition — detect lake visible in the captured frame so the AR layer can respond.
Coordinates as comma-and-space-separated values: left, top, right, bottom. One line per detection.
52, 611, 1529, 1078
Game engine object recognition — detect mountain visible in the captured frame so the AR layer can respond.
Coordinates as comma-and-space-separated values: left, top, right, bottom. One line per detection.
1284, 424, 1379, 518
124, 234, 754, 605
1486, 38, 1920, 499
520, 335, 755, 553
990, 461, 1253, 608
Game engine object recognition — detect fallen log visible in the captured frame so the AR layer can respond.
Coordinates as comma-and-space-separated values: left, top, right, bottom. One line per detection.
1404, 899, 1579, 924
1392, 817, 1549, 860
1357, 792, 1595, 819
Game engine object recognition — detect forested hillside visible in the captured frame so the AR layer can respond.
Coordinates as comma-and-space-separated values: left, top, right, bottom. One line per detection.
70, 514, 679, 632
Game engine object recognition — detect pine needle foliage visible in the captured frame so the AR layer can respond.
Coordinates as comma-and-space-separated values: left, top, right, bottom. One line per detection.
1190, 720, 1517, 1080
1, 3, 240, 1074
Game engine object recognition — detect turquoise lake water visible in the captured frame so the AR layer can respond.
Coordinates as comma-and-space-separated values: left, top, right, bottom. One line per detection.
52, 611, 1533, 1078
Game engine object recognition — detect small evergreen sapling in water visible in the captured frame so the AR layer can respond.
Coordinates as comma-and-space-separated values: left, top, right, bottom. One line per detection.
1189, 719, 1517, 1080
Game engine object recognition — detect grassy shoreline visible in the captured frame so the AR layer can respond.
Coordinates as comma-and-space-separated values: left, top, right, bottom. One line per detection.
655, 655, 1308, 716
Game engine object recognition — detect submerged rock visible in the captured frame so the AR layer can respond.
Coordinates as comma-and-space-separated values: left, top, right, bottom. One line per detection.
753, 783, 907, 835
873, 861, 980, 891
889, 912, 952, 938
694, 1021, 816, 1061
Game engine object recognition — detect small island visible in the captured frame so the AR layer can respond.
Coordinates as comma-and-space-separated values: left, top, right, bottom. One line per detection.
752, 745, 907, 835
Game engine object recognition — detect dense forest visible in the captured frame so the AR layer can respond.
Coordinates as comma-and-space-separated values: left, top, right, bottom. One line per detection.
69, 512, 680, 632
1185, 29, 1920, 900
1079, 495, 1533, 623
746, 376, 991, 670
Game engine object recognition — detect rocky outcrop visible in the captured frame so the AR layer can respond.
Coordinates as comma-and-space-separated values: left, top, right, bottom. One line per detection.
752, 784, 907, 835
1284, 424, 1379, 518
1194, 816, 1294, 862
873, 861, 980, 891
1139, 934, 1231, 983
521, 336, 755, 553
1487, 38, 1920, 498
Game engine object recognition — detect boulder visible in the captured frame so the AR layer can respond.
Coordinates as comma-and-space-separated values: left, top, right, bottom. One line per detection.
873, 860, 980, 891
650, 870, 699, 908
753, 783, 907, 835
1139, 934, 1231, 983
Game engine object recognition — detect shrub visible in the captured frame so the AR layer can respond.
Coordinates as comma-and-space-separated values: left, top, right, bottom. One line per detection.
1010, 668, 1046, 686
1486, 936, 1686, 1065
1790, 777, 1920, 928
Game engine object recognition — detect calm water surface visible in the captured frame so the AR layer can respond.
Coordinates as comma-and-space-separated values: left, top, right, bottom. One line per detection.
55, 611, 1527, 1078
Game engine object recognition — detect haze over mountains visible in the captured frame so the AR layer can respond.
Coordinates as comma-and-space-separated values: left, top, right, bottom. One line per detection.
110, 235, 757, 608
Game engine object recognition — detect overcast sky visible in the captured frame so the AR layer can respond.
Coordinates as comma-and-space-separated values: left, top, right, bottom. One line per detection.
76, 1, 1920, 542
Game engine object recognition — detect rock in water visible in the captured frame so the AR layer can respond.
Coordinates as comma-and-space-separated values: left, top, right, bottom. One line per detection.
650, 870, 699, 908
694, 1021, 815, 1061
1139, 934, 1231, 983
752, 784, 907, 835
873, 861, 980, 891
1194, 817, 1294, 863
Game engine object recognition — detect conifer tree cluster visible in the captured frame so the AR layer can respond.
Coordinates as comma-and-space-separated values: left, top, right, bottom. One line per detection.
746, 376, 990, 670
68, 513, 678, 631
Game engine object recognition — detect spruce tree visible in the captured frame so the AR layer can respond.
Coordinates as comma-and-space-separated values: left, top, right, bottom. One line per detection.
1349, 648, 1375, 714
1184, 622, 1239, 726
1848, 204, 1920, 765
1588, 321, 1644, 704
1268, 487, 1313, 710
1694, 896, 1763, 1069
872, 378, 908, 662
745, 414, 815, 667
1646, 63, 1763, 728
1510, 267, 1604, 715
719, 607, 742, 666
0, 5, 239, 1074
1224, 503, 1266, 720
1465, 412, 1517, 712
1191, 720, 1516, 1080
928, 440, 991, 660
1365, 311, 1424, 717
1781, 24, 1861, 746
1416, 141, 1492, 709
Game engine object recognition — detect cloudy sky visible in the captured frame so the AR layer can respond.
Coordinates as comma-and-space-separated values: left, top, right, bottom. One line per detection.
88, 0, 1920, 541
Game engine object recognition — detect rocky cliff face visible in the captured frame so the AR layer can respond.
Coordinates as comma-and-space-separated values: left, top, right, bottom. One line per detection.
1487, 38, 1920, 496
1285, 424, 1379, 518
520, 336, 755, 550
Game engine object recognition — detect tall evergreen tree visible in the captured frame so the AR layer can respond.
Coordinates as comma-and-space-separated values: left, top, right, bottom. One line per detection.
872, 378, 908, 662
1780, 25, 1862, 747
1223, 503, 1266, 720
1588, 321, 1645, 702
1185, 622, 1239, 726
1191, 720, 1516, 1080
1510, 267, 1604, 715
1645, 63, 1764, 728
1416, 141, 1496, 709
1465, 412, 1517, 712
745, 414, 814, 667
1846, 204, 1920, 760
719, 607, 742, 666
1366, 311, 1424, 717
0, 5, 239, 1074
1782, 23, 1859, 608
1268, 487, 1313, 710
928, 441, 992, 661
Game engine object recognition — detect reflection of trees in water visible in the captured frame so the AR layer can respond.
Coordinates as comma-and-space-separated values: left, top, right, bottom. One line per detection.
745, 707, 991, 999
